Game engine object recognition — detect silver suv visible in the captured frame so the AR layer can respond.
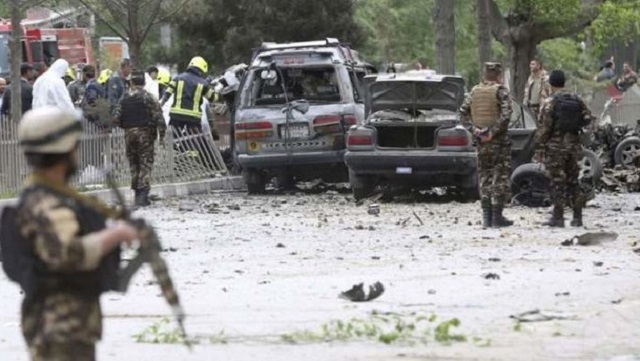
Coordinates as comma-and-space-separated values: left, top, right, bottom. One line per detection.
232, 38, 375, 193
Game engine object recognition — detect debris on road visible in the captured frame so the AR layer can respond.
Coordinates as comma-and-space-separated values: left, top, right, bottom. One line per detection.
340, 282, 385, 302
510, 309, 579, 323
482, 273, 500, 280
560, 232, 619, 246
367, 204, 380, 215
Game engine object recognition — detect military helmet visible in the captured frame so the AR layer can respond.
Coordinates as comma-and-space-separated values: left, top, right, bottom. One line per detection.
19, 107, 83, 154
188, 56, 208, 74
484, 62, 502, 73
98, 69, 113, 84
157, 68, 171, 86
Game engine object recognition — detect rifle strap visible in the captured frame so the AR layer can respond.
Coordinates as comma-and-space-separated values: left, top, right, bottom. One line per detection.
26, 173, 122, 219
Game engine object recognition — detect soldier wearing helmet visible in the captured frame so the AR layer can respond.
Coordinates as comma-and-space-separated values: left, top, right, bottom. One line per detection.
459, 62, 514, 228
160, 56, 216, 131
0, 107, 140, 360
113, 69, 166, 207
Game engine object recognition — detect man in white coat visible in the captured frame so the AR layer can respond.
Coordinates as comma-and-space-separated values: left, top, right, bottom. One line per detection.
32, 59, 75, 111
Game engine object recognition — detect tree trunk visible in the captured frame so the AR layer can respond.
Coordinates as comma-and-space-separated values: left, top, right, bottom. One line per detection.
9, 1, 23, 122
475, 0, 492, 81
508, 38, 536, 102
433, 0, 455, 75
129, 39, 142, 69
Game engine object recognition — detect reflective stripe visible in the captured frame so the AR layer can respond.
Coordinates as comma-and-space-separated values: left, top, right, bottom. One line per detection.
192, 84, 204, 113
174, 80, 185, 109
169, 107, 201, 118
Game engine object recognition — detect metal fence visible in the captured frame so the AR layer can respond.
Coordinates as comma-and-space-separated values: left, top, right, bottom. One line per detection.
0, 115, 227, 197
591, 86, 640, 127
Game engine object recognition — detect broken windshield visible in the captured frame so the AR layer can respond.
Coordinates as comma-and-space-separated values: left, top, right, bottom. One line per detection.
246, 66, 341, 106
0, 33, 10, 77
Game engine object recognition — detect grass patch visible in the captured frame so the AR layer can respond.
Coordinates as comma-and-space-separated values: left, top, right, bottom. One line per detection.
281, 311, 469, 346
133, 318, 191, 344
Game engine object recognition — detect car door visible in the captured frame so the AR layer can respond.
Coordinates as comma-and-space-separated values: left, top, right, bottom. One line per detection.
508, 100, 538, 169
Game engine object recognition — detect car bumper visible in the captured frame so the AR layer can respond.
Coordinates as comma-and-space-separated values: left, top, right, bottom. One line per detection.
344, 150, 477, 177
238, 150, 345, 169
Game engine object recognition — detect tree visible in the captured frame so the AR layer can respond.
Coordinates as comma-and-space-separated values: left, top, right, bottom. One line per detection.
488, 0, 604, 101
71, 0, 187, 67
475, 0, 492, 78
433, 0, 455, 74
171, 0, 365, 71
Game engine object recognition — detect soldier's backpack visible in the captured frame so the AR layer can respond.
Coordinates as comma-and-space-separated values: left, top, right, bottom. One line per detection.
552, 93, 585, 134
0, 206, 36, 294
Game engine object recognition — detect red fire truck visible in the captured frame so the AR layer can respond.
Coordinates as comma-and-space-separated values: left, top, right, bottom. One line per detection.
0, 19, 93, 79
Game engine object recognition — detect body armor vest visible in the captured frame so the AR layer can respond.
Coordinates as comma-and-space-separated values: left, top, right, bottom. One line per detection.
470, 84, 500, 128
120, 92, 152, 128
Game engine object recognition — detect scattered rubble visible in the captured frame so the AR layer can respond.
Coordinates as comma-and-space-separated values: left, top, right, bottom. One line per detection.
339, 282, 385, 302
560, 232, 619, 246
510, 309, 579, 323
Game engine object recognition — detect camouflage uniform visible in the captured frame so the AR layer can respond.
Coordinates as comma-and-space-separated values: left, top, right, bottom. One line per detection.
536, 88, 592, 226
113, 87, 166, 205
523, 70, 550, 120
15, 175, 119, 361
460, 63, 513, 228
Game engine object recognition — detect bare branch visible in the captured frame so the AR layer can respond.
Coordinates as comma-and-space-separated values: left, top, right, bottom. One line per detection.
152, 0, 189, 26
533, 0, 605, 41
74, 0, 129, 40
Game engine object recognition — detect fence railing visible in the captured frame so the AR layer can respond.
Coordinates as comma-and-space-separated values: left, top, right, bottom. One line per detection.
0, 115, 227, 197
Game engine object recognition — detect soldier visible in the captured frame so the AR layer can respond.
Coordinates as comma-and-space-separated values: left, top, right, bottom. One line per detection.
113, 69, 166, 207
535, 70, 593, 227
523, 59, 550, 120
460, 62, 514, 228
3, 107, 140, 360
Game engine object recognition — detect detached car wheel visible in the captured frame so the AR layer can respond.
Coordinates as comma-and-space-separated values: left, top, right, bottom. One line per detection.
243, 169, 267, 194
614, 136, 640, 168
510, 163, 551, 207
578, 149, 603, 182
349, 170, 375, 201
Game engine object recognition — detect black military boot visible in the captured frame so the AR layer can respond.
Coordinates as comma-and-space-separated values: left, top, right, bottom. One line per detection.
139, 188, 151, 207
133, 189, 142, 207
492, 203, 514, 228
570, 206, 583, 227
481, 198, 492, 228
543, 206, 565, 227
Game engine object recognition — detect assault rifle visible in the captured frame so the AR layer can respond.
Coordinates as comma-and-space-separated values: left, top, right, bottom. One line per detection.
105, 173, 191, 349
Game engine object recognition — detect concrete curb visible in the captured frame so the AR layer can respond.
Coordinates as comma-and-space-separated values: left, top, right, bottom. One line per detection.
0, 176, 246, 208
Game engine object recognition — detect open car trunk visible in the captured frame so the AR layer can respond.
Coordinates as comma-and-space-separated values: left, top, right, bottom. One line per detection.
365, 76, 464, 149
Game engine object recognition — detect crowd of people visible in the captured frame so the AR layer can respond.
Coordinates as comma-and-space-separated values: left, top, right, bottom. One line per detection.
0, 55, 219, 208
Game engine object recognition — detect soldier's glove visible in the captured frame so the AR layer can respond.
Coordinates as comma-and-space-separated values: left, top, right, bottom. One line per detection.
339, 282, 385, 302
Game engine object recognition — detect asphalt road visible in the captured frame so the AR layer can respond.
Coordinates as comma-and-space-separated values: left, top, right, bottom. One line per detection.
2, 188, 640, 360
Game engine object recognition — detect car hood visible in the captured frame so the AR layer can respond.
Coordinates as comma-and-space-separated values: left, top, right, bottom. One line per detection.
365, 78, 465, 116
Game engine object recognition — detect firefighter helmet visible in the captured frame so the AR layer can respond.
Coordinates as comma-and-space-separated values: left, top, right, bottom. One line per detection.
188, 56, 208, 74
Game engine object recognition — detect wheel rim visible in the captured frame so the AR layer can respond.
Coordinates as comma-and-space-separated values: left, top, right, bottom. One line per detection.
578, 156, 594, 179
622, 144, 640, 166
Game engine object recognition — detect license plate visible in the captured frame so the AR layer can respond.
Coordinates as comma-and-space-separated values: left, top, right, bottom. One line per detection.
283, 124, 309, 139
396, 167, 413, 174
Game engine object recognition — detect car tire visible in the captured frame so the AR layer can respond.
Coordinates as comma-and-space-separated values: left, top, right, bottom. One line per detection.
510, 163, 551, 207
243, 169, 266, 194
578, 149, 603, 182
349, 169, 375, 201
614, 136, 640, 168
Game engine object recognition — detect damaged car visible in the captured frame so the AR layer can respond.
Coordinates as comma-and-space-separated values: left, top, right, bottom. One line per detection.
232, 38, 376, 193
344, 71, 602, 205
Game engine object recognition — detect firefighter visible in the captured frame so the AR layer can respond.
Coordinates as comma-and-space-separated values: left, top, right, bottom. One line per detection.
157, 68, 171, 99
160, 56, 216, 133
